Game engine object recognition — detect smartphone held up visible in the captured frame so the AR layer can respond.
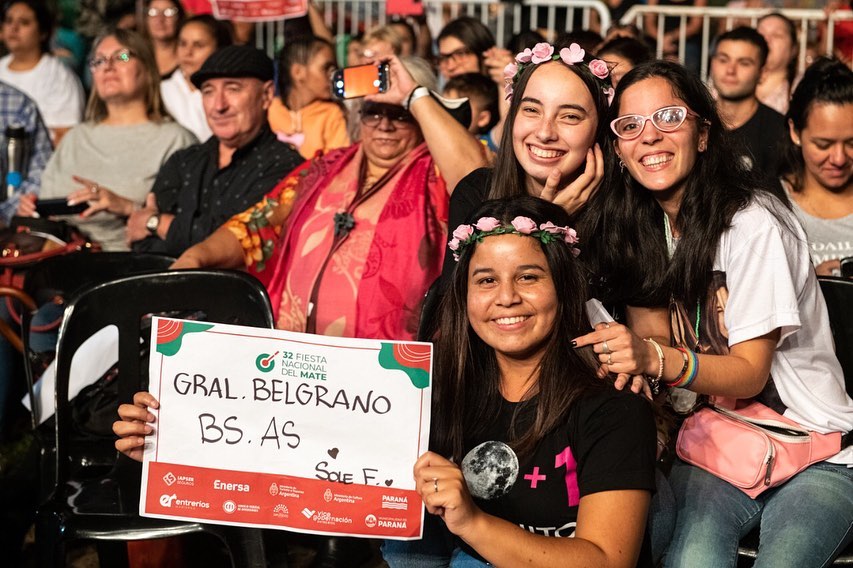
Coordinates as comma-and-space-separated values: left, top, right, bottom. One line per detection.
331, 63, 389, 99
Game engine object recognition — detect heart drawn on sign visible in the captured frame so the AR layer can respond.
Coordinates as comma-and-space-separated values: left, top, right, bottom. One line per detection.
384, 479, 393, 486
327, 448, 339, 459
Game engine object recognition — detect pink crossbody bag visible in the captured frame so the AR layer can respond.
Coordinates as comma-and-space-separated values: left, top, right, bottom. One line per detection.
669, 274, 842, 499
676, 398, 841, 499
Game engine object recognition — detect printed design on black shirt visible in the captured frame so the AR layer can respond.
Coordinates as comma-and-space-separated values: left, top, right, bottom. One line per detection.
523, 466, 546, 488
461, 441, 519, 500
555, 446, 580, 506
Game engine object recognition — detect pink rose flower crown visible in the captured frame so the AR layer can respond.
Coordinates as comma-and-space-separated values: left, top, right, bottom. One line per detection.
503, 42, 615, 104
448, 216, 580, 262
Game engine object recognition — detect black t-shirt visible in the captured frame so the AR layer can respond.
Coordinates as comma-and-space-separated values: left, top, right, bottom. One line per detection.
730, 103, 787, 181
459, 387, 657, 565
443, 167, 493, 279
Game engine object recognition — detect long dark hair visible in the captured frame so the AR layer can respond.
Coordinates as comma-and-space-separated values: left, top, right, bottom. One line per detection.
431, 196, 603, 463
488, 55, 611, 202
780, 57, 853, 192
584, 60, 772, 308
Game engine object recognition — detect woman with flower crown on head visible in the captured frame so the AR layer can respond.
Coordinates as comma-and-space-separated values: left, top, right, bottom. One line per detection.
385, 195, 657, 567
444, 41, 613, 278
574, 60, 853, 567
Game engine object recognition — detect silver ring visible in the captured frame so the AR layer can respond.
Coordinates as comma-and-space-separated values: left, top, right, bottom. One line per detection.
90, 184, 99, 194
602, 340, 611, 354
433, 477, 438, 493
607, 353, 613, 366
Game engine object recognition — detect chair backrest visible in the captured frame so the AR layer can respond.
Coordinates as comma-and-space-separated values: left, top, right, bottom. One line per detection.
20, 252, 175, 428
818, 276, 853, 396
50, 269, 274, 489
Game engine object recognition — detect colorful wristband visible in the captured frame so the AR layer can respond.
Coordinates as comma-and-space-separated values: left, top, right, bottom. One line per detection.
668, 347, 698, 389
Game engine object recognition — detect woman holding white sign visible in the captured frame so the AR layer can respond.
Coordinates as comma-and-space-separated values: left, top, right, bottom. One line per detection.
408, 196, 657, 567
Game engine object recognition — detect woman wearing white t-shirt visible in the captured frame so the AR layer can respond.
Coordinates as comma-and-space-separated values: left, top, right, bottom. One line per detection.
160, 15, 232, 142
576, 60, 853, 566
0, 0, 84, 144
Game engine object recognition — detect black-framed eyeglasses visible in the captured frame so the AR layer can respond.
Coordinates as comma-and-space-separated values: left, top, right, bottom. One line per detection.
147, 7, 179, 17
88, 48, 135, 72
610, 106, 707, 140
359, 109, 415, 127
436, 47, 474, 66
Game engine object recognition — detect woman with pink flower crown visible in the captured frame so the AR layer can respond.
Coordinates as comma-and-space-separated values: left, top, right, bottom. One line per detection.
443, 41, 614, 280
383, 196, 657, 568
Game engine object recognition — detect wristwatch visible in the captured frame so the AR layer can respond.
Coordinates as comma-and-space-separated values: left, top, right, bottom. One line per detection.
145, 213, 160, 236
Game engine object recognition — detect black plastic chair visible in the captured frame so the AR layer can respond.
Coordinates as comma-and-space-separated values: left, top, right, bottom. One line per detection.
35, 269, 274, 567
737, 276, 853, 566
18, 251, 175, 428
819, 276, 853, 395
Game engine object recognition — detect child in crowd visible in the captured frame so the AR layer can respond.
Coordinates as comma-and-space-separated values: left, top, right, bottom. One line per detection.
442, 72, 499, 153
269, 36, 349, 159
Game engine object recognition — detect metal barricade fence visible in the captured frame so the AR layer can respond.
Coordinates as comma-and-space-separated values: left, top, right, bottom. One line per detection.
619, 6, 853, 80
254, 0, 611, 56
253, 1, 851, 80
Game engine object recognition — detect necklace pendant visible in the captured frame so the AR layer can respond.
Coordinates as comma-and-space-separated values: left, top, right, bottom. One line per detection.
333, 211, 356, 238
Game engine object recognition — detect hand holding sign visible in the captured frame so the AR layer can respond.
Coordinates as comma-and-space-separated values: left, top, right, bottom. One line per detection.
138, 318, 432, 540
114, 392, 159, 462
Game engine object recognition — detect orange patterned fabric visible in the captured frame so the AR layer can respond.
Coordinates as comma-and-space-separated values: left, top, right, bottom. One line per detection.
225, 158, 312, 273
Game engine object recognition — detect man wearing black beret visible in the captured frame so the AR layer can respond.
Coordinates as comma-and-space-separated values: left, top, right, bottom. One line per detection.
127, 45, 304, 255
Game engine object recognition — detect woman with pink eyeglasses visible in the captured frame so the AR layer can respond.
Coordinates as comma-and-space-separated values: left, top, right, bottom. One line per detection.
576, 60, 853, 567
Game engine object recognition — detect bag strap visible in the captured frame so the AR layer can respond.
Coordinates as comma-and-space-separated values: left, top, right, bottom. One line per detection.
0, 285, 38, 354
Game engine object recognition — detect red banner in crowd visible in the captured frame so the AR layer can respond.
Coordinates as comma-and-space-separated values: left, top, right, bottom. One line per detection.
210, 0, 308, 22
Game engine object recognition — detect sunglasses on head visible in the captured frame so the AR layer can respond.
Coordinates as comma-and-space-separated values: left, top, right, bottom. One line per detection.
610, 106, 708, 140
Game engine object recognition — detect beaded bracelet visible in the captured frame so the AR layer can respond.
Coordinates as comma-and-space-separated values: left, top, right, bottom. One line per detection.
643, 338, 664, 395
668, 347, 698, 389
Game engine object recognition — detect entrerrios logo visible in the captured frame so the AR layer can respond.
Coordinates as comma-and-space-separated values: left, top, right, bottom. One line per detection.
255, 351, 278, 373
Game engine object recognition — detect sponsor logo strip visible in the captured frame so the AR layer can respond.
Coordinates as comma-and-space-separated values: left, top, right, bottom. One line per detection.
144, 461, 420, 538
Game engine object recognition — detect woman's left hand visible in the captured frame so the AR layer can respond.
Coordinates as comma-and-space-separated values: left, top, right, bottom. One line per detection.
539, 144, 604, 216
414, 451, 481, 538
573, 322, 654, 378
67, 175, 134, 218
365, 55, 417, 108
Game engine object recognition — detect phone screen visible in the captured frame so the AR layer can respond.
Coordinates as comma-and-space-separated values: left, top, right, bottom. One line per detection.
340, 64, 385, 98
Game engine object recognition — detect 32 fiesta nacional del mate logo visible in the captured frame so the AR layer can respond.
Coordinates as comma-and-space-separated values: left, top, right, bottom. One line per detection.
255, 351, 278, 373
